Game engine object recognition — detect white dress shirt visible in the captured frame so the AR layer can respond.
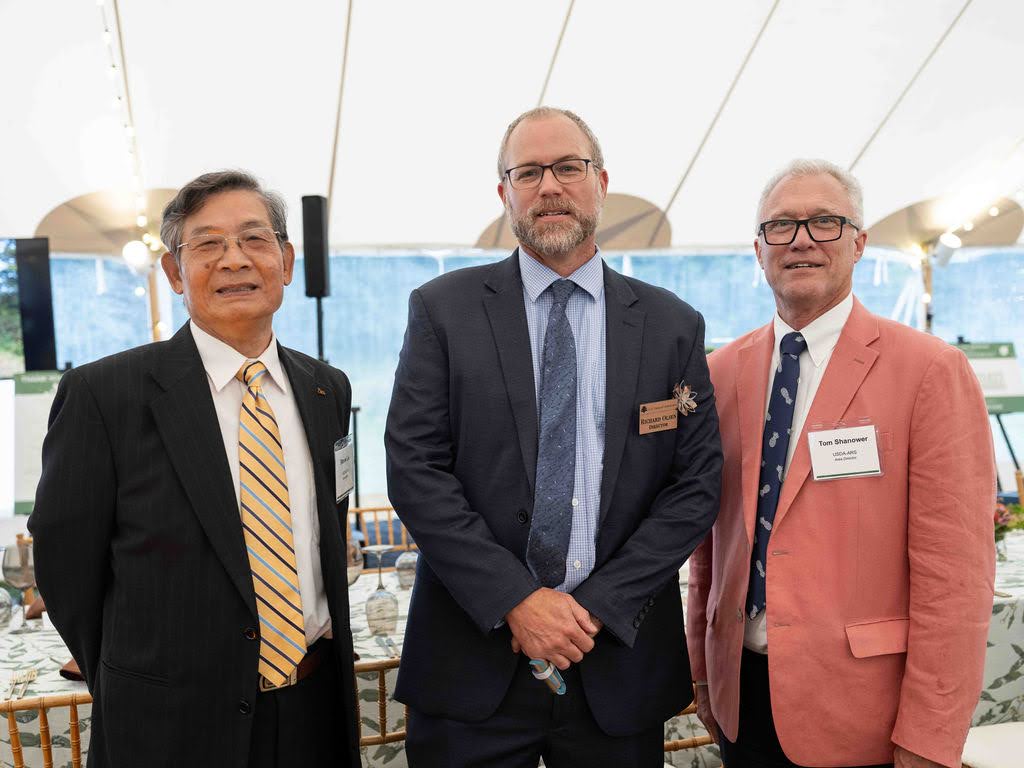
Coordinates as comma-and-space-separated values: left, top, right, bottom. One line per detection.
191, 321, 331, 644
744, 293, 854, 653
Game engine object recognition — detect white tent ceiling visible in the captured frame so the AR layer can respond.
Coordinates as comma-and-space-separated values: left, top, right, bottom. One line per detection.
4, 0, 1024, 251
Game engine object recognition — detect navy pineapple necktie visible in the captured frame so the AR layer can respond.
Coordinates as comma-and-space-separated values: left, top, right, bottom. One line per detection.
747, 331, 807, 619
527, 279, 578, 588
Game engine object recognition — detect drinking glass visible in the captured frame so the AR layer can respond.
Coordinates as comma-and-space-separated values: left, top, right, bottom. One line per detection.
362, 544, 398, 635
2, 541, 36, 634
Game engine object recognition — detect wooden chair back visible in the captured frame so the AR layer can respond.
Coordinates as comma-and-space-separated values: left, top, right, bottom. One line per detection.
350, 506, 416, 571
663, 688, 715, 753
0, 691, 92, 768
353, 657, 406, 747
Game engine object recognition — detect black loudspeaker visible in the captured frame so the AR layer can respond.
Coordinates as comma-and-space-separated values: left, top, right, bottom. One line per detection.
302, 195, 330, 298
15, 237, 57, 371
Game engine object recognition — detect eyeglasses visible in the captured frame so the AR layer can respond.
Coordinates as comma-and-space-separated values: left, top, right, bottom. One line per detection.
177, 227, 282, 258
758, 215, 859, 245
504, 159, 594, 190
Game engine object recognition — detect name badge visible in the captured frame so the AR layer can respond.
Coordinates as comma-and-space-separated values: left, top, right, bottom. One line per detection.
639, 399, 678, 435
334, 435, 355, 502
807, 424, 882, 481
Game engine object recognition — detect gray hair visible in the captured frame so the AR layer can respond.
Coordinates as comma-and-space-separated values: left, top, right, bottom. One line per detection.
497, 107, 605, 178
755, 159, 864, 232
161, 169, 288, 259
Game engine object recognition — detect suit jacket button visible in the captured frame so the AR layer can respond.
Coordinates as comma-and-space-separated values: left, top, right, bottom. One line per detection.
238, 699, 251, 715
243, 627, 258, 641
516, 509, 529, 524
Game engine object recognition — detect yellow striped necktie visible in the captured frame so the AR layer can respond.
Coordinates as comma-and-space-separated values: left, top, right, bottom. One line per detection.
236, 361, 306, 687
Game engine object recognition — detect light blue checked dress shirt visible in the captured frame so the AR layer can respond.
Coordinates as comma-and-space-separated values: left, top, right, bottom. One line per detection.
518, 249, 606, 593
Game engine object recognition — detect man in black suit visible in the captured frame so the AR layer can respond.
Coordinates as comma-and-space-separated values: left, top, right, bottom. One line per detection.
30, 170, 360, 768
385, 107, 723, 767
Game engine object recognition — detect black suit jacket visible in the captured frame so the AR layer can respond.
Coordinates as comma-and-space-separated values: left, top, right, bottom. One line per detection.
385, 253, 722, 736
29, 324, 360, 768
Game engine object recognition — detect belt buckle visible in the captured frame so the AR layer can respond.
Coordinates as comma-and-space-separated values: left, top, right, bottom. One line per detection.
258, 666, 298, 692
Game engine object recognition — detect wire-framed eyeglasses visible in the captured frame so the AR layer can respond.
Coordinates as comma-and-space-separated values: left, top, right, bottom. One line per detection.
177, 227, 283, 258
758, 215, 860, 245
504, 159, 595, 190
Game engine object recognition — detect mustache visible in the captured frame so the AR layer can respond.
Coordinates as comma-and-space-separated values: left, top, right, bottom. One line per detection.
529, 199, 581, 218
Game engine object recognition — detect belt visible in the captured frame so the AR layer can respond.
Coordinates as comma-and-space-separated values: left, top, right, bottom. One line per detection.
258, 638, 330, 692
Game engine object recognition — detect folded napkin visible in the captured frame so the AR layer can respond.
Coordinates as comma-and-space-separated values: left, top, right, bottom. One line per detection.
25, 597, 45, 621
59, 659, 84, 682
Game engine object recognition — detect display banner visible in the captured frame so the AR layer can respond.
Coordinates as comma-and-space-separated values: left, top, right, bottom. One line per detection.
13, 370, 61, 515
958, 342, 1024, 415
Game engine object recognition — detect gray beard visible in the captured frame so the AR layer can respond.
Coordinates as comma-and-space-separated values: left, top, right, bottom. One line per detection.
509, 207, 600, 260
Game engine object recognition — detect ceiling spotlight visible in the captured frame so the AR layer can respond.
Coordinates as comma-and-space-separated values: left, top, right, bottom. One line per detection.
963, 221, 974, 232
133, 286, 146, 297
136, 214, 148, 228
922, 292, 932, 304
939, 232, 962, 249
989, 206, 1000, 217
141, 233, 152, 244
149, 240, 163, 252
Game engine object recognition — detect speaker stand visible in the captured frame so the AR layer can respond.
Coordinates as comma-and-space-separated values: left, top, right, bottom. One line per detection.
316, 296, 326, 362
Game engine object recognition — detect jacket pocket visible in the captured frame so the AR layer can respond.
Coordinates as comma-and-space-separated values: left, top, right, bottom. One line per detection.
845, 617, 909, 658
101, 659, 170, 687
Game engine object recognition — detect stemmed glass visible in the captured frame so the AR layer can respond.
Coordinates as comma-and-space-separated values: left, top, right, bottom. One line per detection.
2, 541, 36, 634
362, 544, 398, 635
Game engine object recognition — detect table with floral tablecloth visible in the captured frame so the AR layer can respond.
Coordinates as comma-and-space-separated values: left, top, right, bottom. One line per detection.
6, 535, 1024, 768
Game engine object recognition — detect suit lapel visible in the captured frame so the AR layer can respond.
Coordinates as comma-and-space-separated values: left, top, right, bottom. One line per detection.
773, 300, 880, 528
735, 323, 775, 544
598, 266, 644, 526
483, 253, 540, 493
149, 324, 256, 617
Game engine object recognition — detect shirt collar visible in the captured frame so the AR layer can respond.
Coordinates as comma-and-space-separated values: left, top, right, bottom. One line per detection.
518, 247, 604, 304
190, 320, 288, 395
772, 292, 853, 368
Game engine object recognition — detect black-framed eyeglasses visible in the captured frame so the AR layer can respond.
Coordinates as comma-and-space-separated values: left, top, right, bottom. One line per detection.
504, 158, 595, 190
177, 227, 283, 258
758, 215, 860, 245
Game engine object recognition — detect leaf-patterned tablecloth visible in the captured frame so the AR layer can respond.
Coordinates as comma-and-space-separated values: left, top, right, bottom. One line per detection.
6, 536, 1024, 768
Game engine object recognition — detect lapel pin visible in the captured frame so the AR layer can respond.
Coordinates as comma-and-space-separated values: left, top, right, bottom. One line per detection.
673, 380, 698, 416
316, 387, 326, 396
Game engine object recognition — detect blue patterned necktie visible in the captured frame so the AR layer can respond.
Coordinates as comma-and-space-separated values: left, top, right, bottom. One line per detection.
527, 279, 578, 588
747, 331, 807, 619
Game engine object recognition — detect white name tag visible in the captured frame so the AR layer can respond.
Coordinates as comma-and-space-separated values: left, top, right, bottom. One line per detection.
334, 435, 355, 502
807, 424, 882, 481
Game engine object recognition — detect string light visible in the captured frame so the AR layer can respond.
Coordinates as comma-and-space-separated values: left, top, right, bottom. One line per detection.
99, 0, 155, 270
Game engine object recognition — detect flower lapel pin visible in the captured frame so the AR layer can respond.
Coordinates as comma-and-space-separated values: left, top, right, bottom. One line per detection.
673, 380, 697, 416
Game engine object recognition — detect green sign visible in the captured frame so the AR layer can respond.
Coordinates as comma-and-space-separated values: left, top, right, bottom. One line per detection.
957, 342, 1024, 415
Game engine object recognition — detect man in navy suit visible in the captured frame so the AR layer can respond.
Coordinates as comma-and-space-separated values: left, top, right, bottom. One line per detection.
385, 107, 723, 767
31, 171, 360, 768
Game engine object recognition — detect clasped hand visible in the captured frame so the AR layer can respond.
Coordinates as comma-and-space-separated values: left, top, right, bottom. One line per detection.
506, 588, 603, 669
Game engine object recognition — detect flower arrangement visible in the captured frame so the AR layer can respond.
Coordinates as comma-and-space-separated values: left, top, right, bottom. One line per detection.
995, 502, 1024, 560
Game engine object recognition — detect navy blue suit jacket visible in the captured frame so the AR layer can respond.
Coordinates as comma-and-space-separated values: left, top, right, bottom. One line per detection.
385, 253, 722, 735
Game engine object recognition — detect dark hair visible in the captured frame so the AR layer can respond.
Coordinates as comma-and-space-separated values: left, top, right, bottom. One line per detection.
160, 170, 288, 258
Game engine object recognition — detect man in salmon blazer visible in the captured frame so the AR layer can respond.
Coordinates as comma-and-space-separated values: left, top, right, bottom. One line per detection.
687, 159, 995, 768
